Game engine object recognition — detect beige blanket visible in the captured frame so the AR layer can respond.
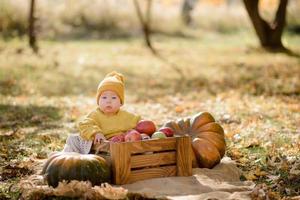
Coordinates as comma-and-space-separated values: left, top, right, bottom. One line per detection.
21, 157, 254, 199
122, 157, 254, 200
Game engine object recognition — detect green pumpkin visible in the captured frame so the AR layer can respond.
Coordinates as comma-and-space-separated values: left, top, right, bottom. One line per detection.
42, 152, 111, 187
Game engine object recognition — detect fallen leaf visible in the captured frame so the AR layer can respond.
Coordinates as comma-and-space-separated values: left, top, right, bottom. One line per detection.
245, 138, 260, 148
290, 162, 300, 175
254, 167, 267, 177
175, 106, 184, 113
245, 172, 258, 181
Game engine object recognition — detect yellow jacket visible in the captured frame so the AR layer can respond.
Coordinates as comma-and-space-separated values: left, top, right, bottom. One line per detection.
78, 108, 141, 140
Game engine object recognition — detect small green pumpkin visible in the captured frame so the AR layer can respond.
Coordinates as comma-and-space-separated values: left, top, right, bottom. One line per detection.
42, 152, 111, 187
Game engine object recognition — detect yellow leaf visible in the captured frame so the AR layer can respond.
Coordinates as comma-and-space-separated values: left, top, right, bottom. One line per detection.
280, 160, 289, 171
254, 168, 267, 177
245, 172, 257, 181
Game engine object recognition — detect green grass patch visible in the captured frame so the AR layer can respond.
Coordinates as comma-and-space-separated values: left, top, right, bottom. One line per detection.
0, 104, 62, 129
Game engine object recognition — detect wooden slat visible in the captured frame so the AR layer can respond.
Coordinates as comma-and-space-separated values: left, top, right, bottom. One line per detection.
110, 142, 131, 185
176, 135, 192, 176
190, 145, 198, 168
129, 137, 176, 154
128, 166, 176, 183
131, 152, 176, 168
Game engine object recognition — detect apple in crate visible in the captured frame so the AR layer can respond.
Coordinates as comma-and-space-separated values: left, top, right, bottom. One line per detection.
109, 134, 125, 143
158, 127, 174, 137
140, 133, 151, 140
151, 131, 167, 139
125, 129, 142, 142
135, 120, 156, 136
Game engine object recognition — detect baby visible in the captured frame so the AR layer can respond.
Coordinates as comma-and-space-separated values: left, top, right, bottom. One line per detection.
63, 71, 141, 154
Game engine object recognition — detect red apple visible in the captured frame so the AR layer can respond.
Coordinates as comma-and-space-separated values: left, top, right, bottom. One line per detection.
158, 127, 174, 137
135, 120, 156, 136
125, 129, 142, 142
109, 134, 125, 143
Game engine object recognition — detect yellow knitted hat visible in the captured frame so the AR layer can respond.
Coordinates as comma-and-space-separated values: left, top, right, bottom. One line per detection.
96, 71, 125, 105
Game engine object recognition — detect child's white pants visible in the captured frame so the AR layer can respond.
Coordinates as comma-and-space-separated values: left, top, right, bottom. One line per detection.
63, 134, 93, 154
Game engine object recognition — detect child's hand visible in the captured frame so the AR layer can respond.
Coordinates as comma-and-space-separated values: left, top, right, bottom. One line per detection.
94, 133, 106, 144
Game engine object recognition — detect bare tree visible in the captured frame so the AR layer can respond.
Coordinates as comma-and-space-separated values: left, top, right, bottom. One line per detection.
28, 0, 38, 52
133, 0, 156, 54
243, 0, 288, 50
181, 0, 198, 25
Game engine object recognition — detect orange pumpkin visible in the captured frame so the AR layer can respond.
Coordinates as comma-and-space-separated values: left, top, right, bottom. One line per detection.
192, 138, 221, 168
163, 112, 226, 168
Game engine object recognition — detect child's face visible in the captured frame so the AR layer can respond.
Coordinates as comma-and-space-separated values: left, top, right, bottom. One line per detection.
98, 90, 122, 115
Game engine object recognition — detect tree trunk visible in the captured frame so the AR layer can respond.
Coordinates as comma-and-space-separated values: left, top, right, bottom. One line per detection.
28, 0, 38, 53
243, 0, 288, 50
133, 0, 156, 54
181, 0, 198, 25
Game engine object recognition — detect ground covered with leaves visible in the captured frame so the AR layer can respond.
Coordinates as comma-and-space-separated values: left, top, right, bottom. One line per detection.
0, 32, 299, 199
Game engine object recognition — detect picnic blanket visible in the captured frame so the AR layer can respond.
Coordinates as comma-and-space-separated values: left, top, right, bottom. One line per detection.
122, 157, 254, 200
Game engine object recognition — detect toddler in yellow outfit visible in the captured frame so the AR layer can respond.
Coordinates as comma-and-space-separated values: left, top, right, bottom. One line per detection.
63, 71, 141, 154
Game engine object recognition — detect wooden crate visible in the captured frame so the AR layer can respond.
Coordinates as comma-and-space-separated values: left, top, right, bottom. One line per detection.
99, 135, 192, 185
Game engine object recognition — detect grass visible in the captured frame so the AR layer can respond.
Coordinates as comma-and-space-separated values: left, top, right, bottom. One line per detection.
1, 0, 300, 39
0, 30, 299, 199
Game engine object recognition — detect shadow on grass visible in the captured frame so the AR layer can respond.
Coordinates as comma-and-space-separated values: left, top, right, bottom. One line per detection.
281, 49, 300, 59
50, 28, 195, 42
287, 25, 300, 35
265, 47, 300, 59
0, 104, 62, 129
